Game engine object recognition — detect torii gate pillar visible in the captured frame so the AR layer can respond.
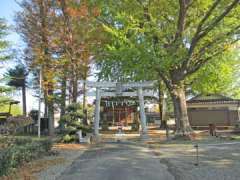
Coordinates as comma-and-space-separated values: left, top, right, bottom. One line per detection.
137, 88, 148, 138
94, 88, 101, 136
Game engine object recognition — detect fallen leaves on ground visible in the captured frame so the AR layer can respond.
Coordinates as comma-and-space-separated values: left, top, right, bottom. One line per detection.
53, 143, 89, 150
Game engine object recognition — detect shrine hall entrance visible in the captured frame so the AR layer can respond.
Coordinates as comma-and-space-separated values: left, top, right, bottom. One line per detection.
100, 98, 139, 128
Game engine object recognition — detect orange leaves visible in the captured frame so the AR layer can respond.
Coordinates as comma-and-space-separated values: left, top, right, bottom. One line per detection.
66, 6, 87, 17
92, 7, 101, 17
66, 1, 100, 18
18, 0, 103, 97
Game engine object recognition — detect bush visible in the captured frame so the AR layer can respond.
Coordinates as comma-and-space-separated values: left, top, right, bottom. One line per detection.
0, 137, 53, 176
6, 116, 33, 134
59, 103, 93, 143
14, 137, 33, 145
38, 139, 52, 152
62, 134, 75, 143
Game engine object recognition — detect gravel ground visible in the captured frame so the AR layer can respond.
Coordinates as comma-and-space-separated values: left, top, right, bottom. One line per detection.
150, 138, 240, 180
35, 145, 87, 180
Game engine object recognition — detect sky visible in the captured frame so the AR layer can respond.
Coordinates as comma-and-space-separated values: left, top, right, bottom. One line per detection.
0, 0, 22, 77
0, 1, 95, 112
0, 0, 21, 45
0, 1, 40, 111
0, 0, 23, 70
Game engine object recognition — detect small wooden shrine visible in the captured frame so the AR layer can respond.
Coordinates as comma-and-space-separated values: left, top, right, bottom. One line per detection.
100, 97, 139, 127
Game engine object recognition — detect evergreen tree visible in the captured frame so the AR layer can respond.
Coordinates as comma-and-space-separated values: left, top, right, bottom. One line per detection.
4, 65, 28, 115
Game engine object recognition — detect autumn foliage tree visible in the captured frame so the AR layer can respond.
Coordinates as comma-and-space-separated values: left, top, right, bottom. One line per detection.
15, 0, 103, 134
16, 0, 56, 135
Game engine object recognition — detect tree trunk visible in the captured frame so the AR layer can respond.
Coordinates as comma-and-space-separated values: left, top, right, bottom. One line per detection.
22, 85, 27, 116
60, 76, 66, 119
38, 0, 54, 136
82, 80, 88, 125
158, 81, 167, 129
72, 75, 78, 103
158, 84, 163, 121
59, 76, 66, 130
169, 83, 192, 136
68, 80, 72, 104
47, 89, 54, 136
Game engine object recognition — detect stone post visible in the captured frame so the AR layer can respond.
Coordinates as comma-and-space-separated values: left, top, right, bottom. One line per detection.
137, 88, 148, 138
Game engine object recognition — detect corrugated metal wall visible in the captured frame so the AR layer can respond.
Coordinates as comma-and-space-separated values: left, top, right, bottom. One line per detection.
188, 109, 230, 126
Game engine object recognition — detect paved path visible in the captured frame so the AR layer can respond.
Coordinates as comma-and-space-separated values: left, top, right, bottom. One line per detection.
58, 142, 174, 180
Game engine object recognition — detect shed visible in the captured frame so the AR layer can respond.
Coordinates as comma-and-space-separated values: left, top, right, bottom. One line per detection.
187, 94, 240, 127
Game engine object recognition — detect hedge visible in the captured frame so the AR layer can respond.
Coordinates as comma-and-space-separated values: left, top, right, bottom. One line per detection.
0, 137, 52, 176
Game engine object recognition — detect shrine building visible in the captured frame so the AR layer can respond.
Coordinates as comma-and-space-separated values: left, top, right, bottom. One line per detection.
99, 97, 160, 128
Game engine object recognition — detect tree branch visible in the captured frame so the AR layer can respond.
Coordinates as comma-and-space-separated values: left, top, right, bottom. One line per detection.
173, 0, 189, 43
197, 0, 239, 41
188, 0, 221, 57
192, 25, 240, 62
184, 0, 239, 68
187, 38, 239, 75
157, 71, 173, 90
186, 0, 194, 10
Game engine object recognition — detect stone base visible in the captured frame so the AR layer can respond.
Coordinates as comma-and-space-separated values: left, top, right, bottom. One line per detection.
172, 132, 195, 141
92, 135, 101, 143
140, 132, 149, 141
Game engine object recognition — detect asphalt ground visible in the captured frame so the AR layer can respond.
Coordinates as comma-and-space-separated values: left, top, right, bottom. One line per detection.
58, 142, 174, 180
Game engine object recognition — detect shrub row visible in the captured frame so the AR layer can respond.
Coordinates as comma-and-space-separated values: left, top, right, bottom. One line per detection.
0, 137, 52, 176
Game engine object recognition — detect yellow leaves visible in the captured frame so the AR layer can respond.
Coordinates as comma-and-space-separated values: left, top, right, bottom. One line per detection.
102, 24, 119, 37
224, 43, 234, 51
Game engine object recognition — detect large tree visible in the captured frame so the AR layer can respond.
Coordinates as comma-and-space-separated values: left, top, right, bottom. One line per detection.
16, 0, 56, 135
15, 0, 104, 131
56, 0, 103, 123
97, 0, 240, 136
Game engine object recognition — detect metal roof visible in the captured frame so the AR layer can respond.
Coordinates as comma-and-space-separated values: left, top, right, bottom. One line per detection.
187, 94, 240, 104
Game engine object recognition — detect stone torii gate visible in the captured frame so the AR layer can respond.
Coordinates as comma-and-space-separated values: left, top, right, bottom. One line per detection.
83, 81, 155, 139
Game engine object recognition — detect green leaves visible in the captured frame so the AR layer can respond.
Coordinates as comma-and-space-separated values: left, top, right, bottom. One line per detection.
189, 49, 240, 96
0, 137, 52, 176
59, 103, 93, 142
97, 0, 239, 87
4, 64, 28, 88
0, 18, 10, 62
